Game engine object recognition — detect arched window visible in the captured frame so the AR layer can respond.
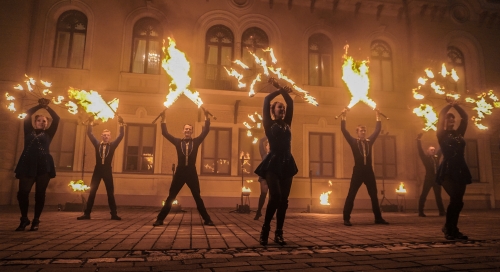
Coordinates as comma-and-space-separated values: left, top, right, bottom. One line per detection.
204, 25, 234, 89
308, 34, 332, 87
130, 18, 162, 74
370, 40, 393, 92
241, 27, 269, 68
53, 10, 87, 69
447, 46, 466, 93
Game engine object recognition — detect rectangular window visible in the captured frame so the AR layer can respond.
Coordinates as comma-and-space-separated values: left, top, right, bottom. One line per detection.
309, 133, 335, 177
238, 129, 265, 177
201, 127, 231, 175
465, 139, 480, 182
373, 135, 397, 179
50, 120, 77, 171
123, 124, 156, 173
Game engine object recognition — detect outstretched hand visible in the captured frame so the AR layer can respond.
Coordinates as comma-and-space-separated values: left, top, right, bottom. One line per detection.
160, 110, 166, 122
38, 98, 50, 108
117, 116, 125, 125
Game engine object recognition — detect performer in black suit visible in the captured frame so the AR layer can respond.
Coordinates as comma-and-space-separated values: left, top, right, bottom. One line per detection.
416, 133, 445, 217
340, 109, 388, 226
153, 109, 214, 227
77, 116, 125, 220
15, 98, 59, 231
254, 87, 298, 246
436, 101, 471, 240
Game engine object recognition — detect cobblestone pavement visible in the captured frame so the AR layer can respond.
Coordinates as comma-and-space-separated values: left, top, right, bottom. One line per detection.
1, 206, 499, 271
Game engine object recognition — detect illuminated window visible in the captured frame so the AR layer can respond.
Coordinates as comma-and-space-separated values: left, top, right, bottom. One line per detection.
373, 135, 397, 179
124, 124, 156, 173
201, 127, 231, 175
465, 139, 480, 182
309, 133, 335, 177
447, 46, 466, 93
238, 129, 265, 176
50, 120, 77, 171
130, 18, 163, 74
53, 10, 87, 69
241, 27, 269, 71
204, 25, 234, 90
308, 34, 332, 87
370, 40, 393, 92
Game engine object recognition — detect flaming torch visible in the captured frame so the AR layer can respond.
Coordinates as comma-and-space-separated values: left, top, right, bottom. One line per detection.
336, 45, 387, 119
319, 191, 332, 206
395, 182, 407, 195
242, 186, 251, 196
67, 88, 119, 122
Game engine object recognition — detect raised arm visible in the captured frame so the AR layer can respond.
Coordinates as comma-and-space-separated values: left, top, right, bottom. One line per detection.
23, 104, 43, 135
281, 88, 293, 127
44, 106, 60, 138
368, 121, 381, 143
86, 123, 100, 147
454, 104, 468, 136
111, 125, 125, 147
196, 118, 210, 143
436, 104, 453, 139
416, 138, 426, 162
161, 122, 177, 145
262, 90, 282, 131
340, 120, 354, 142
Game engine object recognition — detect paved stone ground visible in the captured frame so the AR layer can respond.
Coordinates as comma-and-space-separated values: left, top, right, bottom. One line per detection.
1, 205, 499, 271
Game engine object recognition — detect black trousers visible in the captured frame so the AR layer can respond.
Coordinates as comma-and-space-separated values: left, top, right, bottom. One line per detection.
17, 173, 51, 219
343, 167, 383, 221
157, 167, 211, 222
263, 171, 293, 230
419, 176, 445, 214
85, 167, 117, 215
441, 178, 467, 233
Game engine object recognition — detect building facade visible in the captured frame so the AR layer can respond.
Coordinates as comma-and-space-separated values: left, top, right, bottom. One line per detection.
1, 0, 499, 210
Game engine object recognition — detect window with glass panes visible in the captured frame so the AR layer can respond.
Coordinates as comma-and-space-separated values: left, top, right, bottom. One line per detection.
373, 135, 397, 179
201, 127, 231, 175
130, 18, 162, 74
370, 40, 393, 92
241, 27, 269, 74
53, 10, 87, 69
123, 124, 156, 173
308, 34, 332, 86
309, 133, 335, 177
204, 25, 234, 89
50, 120, 77, 171
447, 46, 466, 93
238, 129, 266, 177
465, 139, 480, 182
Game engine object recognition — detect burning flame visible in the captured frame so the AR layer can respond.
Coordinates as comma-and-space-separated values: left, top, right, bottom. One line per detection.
18, 113, 27, 119
242, 186, 251, 193
161, 37, 203, 108
413, 104, 438, 131
243, 112, 264, 144
342, 49, 376, 110
465, 90, 500, 130
7, 102, 16, 112
263, 47, 277, 64
68, 180, 90, 192
412, 88, 424, 100
224, 67, 246, 88
249, 73, 262, 97
319, 191, 332, 205
14, 84, 24, 91
234, 60, 249, 69
395, 182, 406, 193
52, 95, 65, 104
67, 88, 119, 121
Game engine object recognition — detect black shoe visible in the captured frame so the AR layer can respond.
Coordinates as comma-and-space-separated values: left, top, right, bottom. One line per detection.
111, 215, 121, 220
274, 229, 287, 246
204, 220, 215, 226
153, 220, 163, 226
375, 219, 389, 225
343, 220, 352, 226
439, 211, 446, 217
77, 214, 90, 220
15, 217, 30, 231
442, 225, 456, 240
30, 219, 40, 231
254, 211, 262, 220
259, 225, 270, 246
418, 212, 426, 217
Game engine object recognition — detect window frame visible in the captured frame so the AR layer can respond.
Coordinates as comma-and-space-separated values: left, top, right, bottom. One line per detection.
123, 123, 157, 173
50, 119, 78, 171
308, 33, 333, 87
201, 127, 232, 176
370, 40, 394, 92
309, 132, 335, 178
130, 17, 163, 75
447, 46, 467, 93
373, 134, 397, 179
202, 24, 234, 90
52, 10, 88, 69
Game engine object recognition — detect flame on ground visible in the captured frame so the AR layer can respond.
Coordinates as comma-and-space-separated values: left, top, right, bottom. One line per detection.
68, 180, 90, 192
395, 182, 406, 193
242, 186, 251, 193
319, 191, 332, 205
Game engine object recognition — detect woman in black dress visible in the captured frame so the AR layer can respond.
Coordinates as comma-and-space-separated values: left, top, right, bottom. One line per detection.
435, 101, 471, 240
254, 87, 298, 246
14, 98, 60, 231
254, 137, 269, 220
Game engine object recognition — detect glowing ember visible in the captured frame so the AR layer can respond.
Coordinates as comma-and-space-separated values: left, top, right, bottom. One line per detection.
413, 104, 438, 131
67, 88, 119, 121
328, 180, 332, 186
412, 88, 424, 100
68, 180, 90, 192
42, 89, 52, 95
424, 69, 434, 78
18, 113, 27, 119
224, 67, 246, 88
65, 101, 79, 114
7, 102, 16, 112
161, 37, 203, 108
342, 49, 376, 110
14, 84, 24, 91
319, 191, 332, 205
395, 182, 406, 194
52, 95, 65, 104
243, 112, 263, 144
